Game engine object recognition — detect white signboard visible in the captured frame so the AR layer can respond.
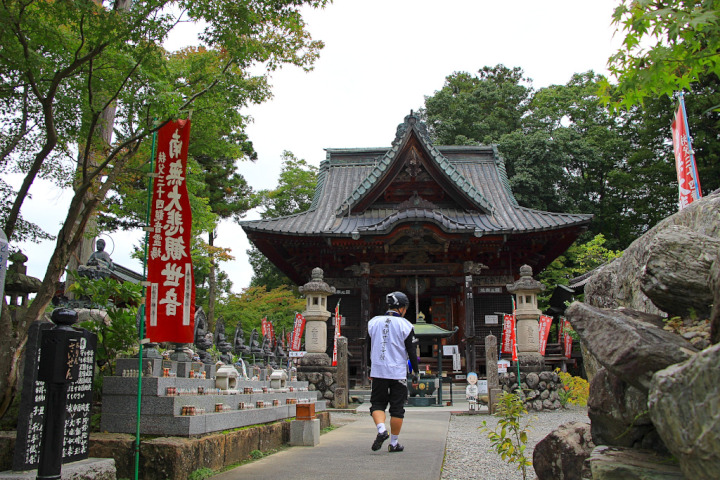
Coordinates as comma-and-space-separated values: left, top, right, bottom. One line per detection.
484, 314, 499, 325
452, 353, 461, 372
498, 359, 510, 373
478, 379, 488, 394
288, 351, 306, 358
443, 345, 459, 356
331, 315, 346, 326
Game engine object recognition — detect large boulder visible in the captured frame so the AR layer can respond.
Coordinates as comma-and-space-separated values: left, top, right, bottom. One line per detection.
587, 368, 666, 453
588, 445, 682, 480
584, 190, 720, 315
649, 342, 720, 479
640, 225, 720, 318
533, 422, 594, 480
566, 303, 697, 392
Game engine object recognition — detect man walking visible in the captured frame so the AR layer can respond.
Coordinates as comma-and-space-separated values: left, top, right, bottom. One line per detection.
367, 291, 419, 452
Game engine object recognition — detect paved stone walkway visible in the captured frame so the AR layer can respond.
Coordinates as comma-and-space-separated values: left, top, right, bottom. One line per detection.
213, 405, 457, 480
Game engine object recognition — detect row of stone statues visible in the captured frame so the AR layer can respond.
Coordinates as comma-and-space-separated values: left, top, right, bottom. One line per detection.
193, 307, 288, 367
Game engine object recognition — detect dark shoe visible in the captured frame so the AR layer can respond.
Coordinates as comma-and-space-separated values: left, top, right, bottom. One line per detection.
371, 431, 389, 451
388, 443, 404, 452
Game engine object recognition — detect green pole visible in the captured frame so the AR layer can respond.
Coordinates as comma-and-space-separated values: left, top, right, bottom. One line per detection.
134, 130, 158, 480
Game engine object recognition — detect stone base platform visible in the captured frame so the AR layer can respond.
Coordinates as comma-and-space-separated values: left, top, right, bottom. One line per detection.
0, 458, 116, 480
101, 376, 324, 436
1, 412, 330, 480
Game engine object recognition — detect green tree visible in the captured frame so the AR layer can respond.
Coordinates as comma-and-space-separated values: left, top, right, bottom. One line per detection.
422, 65, 533, 145
0, 0, 326, 420
247, 151, 318, 289
214, 285, 304, 342
537, 234, 623, 310
603, 0, 720, 108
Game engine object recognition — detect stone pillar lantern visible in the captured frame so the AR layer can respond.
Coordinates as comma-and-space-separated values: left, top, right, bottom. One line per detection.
506, 265, 546, 372
298, 267, 336, 366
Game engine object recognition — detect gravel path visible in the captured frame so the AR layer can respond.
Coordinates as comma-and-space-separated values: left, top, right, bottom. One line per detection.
441, 407, 589, 480
331, 406, 589, 480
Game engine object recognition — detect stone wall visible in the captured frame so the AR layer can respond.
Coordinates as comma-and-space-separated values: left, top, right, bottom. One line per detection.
499, 371, 563, 411
297, 370, 339, 407
0, 412, 330, 480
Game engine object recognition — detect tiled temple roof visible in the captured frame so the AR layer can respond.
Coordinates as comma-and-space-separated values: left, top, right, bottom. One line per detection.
242, 113, 592, 238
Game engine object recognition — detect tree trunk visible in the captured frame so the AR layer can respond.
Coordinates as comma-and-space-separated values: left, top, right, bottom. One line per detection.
207, 230, 217, 333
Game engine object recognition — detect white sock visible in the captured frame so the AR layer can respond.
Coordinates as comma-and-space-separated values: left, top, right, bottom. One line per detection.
390, 434, 399, 446
377, 423, 386, 434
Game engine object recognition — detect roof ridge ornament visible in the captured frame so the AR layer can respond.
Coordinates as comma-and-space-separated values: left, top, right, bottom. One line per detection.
394, 110, 429, 145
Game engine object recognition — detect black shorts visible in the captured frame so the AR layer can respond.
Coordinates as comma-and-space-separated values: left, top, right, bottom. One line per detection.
369, 377, 408, 419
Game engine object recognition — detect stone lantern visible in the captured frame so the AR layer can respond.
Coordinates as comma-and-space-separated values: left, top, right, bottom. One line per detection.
506, 265, 546, 372
298, 267, 336, 366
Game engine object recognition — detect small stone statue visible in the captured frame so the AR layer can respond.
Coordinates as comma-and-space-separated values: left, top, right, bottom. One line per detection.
233, 323, 251, 356
78, 238, 114, 280
193, 307, 214, 364
87, 238, 114, 270
466, 372, 479, 411
249, 328, 262, 354
214, 317, 234, 365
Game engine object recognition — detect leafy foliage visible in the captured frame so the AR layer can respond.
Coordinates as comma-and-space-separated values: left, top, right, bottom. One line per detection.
480, 391, 534, 479
67, 275, 143, 399
422, 65, 533, 145
424, 68, 720, 252
214, 285, 304, 341
602, 0, 720, 108
0, 0, 328, 420
537, 234, 623, 310
556, 369, 590, 407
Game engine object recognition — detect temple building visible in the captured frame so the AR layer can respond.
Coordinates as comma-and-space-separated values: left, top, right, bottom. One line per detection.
241, 112, 592, 385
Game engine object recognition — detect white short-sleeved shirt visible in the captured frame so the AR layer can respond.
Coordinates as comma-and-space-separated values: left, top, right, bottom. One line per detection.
368, 314, 414, 380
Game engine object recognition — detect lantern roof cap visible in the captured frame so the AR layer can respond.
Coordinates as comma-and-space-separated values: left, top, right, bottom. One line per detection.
506, 264, 546, 293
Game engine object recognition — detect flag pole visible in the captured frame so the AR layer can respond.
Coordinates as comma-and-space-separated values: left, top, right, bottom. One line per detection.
134, 128, 157, 480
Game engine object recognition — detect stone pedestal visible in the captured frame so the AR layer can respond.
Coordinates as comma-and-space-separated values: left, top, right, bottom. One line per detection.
289, 419, 320, 446
297, 268, 341, 406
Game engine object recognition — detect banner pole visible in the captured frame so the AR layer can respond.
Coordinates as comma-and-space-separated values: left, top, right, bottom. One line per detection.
134, 129, 158, 480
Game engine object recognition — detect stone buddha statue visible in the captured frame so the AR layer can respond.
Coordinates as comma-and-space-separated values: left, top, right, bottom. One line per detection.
249, 328, 263, 354
78, 238, 114, 280
193, 307, 214, 364
214, 317, 233, 365
87, 239, 114, 269
233, 324, 251, 356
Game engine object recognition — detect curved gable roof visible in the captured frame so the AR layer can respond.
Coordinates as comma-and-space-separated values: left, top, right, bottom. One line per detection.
335, 112, 494, 216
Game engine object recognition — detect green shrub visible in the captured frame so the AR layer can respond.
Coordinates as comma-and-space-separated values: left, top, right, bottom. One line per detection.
556, 369, 589, 407
481, 391, 533, 480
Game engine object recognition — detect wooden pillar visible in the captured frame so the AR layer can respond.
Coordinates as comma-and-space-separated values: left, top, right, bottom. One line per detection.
359, 262, 370, 386
463, 270, 476, 373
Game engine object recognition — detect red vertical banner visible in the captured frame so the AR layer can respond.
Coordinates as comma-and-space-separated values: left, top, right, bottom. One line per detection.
563, 319, 573, 359
501, 314, 516, 355
538, 315, 553, 355
146, 119, 194, 343
671, 95, 702, 210
261, 317, 269, 338
268, 320, 276, 348
290, 313, 306, 351
332, 300, 341, 366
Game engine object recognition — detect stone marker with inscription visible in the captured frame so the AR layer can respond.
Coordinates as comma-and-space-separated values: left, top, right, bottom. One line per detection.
13, 314, 97, 472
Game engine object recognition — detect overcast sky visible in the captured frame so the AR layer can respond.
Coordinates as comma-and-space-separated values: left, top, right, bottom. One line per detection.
12, 0, 623, 292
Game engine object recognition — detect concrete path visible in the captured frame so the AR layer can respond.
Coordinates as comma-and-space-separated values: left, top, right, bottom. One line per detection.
212, 405, 461, 480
